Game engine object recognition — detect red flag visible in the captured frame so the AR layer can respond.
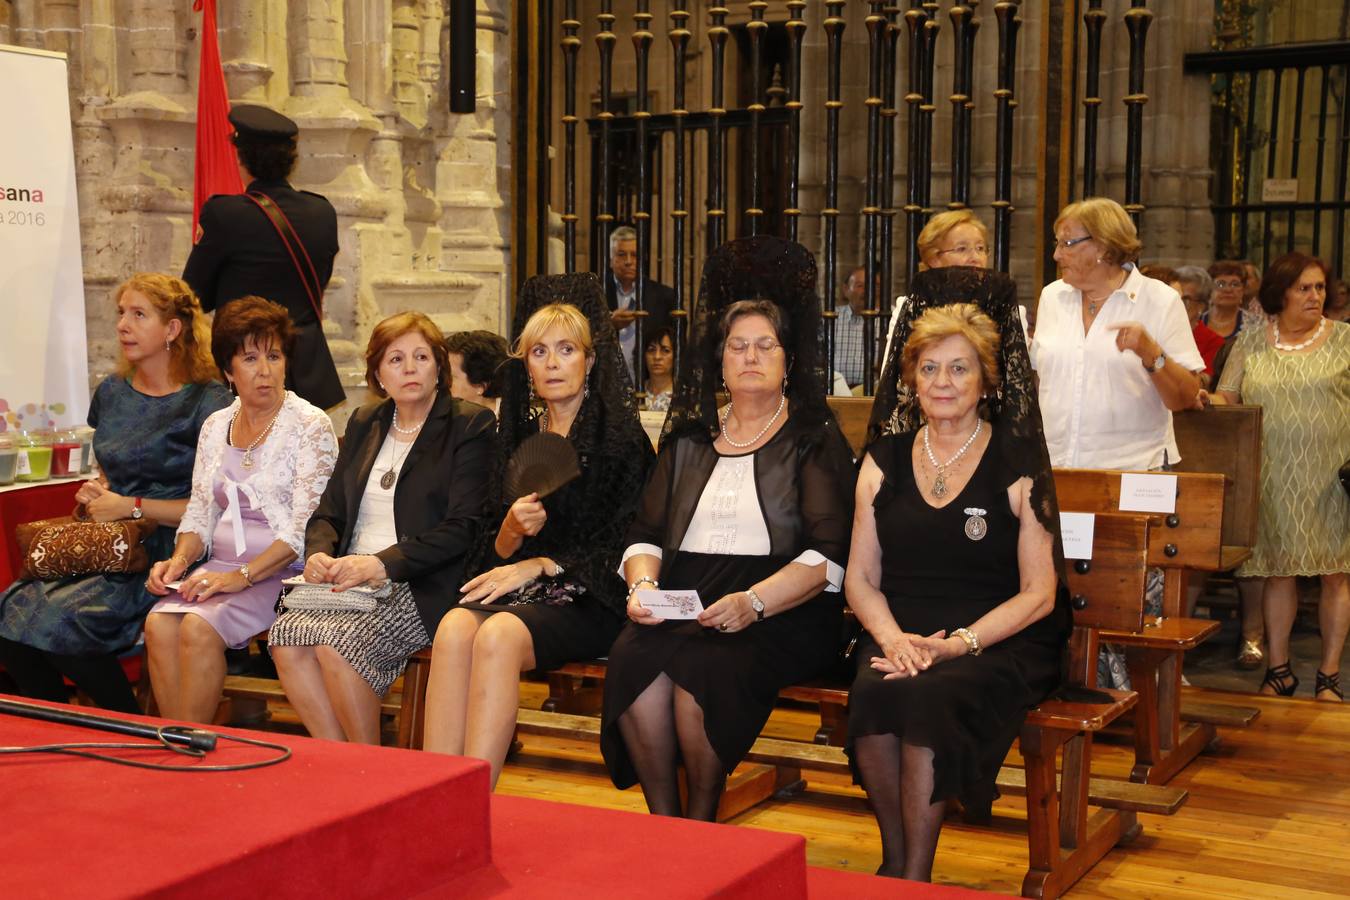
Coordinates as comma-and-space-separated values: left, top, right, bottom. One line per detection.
192, 0, 243, 242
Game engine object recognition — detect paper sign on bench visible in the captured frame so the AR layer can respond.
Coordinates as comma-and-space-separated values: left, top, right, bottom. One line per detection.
1118, 473, 1177, 514
1060, 512, 1095, 560
635, 588, 704, 620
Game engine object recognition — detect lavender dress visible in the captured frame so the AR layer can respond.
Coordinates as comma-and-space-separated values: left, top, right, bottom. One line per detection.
149, 447, 293, 648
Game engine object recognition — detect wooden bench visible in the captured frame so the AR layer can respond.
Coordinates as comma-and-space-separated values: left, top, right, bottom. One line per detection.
1053, 468, 1239, 785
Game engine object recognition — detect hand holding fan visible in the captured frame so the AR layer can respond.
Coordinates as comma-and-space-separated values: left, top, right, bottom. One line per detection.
504, 432, 581, 500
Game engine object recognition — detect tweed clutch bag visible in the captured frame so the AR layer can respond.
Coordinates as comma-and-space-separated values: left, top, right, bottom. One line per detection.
15, 515, 157, 580
280, 578, 393, 614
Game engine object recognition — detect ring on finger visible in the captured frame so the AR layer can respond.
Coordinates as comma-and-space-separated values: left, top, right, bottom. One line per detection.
717, 623, 729, 632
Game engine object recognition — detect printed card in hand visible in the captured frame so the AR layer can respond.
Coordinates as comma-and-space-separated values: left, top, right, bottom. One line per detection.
634, 588, 704, 620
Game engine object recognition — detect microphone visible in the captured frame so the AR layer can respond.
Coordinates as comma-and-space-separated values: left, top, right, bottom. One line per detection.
0, 697, 218, 752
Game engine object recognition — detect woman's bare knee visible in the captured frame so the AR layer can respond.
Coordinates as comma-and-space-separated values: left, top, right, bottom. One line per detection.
471, 614, 535, 668
434, 608, 482, 654
179, 615, 226, 654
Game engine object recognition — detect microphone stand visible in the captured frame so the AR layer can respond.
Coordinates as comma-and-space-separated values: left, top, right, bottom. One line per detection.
0, 696, 218, 752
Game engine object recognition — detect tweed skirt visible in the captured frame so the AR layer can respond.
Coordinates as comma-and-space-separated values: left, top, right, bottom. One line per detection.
268, 582, 429, 697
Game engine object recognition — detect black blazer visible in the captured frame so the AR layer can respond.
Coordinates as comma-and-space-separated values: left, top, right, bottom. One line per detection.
183, 178, 344, 408
305, 393, 496, 634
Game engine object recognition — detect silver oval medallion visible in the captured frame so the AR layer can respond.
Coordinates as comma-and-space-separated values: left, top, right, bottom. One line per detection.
379, 470, 397, 490
963, 507, 988, 541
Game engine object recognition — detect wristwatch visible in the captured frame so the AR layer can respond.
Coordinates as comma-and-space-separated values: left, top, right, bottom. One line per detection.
131, 497, 144, 520
238, 563, 253, 586
746, 587, 766, 622
1145, 350, 1166, 373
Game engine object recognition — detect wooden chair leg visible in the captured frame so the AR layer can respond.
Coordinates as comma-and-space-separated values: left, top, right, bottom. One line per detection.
398, 651, 431, 750
815, 699, 848, 747
1021, 724, 1135, 900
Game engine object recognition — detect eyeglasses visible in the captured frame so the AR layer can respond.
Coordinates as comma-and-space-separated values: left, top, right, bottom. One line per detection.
725, 337, 783, 355
1293, 282, 1327, 295
1052, 234, 1093, 250
938, 243, 989, 258
1214, 279, 1244, 289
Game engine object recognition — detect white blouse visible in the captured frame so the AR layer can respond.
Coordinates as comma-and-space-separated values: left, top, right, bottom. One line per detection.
348, 430, 411, 556
621, 453, 843, 591
1031, 265, 1204, 470
178, 391, 338, 558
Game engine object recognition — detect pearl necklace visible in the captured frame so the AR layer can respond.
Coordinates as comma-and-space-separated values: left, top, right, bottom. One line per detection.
1273, 316, 1325, 352
229, 403, 283, 469
922, 419, 983, 499
720, 394, 786, 449
391, 407, 425, 435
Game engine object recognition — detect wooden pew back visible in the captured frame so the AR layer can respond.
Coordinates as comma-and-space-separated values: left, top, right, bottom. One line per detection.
1060, 512, 1150, 687
1172, 405, 1261, 567
1053, 468, 1227, 571
826, 395, 872, 456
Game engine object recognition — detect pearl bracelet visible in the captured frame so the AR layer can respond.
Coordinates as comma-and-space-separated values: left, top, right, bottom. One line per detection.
627, 576, 658, 602
952, 627, 982, 656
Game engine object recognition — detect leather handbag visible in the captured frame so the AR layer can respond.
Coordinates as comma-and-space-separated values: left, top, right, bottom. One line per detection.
15, 513, 158, 580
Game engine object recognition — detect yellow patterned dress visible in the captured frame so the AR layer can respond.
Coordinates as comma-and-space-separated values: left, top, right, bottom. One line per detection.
1217, 320, 1350, 576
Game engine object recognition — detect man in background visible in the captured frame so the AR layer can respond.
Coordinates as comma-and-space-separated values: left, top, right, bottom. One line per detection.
605, 225, 674, 386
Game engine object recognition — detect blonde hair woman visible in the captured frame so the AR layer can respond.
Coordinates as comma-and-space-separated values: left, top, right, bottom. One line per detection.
423, 276, 654, 786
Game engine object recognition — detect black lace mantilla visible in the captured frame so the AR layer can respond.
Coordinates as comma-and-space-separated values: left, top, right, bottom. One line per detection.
868, 266, 1067, 572
663, 235, 842, 452
466, 272, 652, 613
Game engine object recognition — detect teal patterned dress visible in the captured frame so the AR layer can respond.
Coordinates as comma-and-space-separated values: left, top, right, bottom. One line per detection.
0, 377, 231, 654
1217, 321, 1350, 576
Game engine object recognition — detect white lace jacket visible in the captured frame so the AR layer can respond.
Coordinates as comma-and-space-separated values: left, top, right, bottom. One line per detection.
177, 391, 338, 558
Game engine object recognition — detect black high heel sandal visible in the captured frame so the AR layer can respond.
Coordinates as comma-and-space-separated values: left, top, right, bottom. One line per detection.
1261, 663, 1299, 697
1315, 670, 1343, 701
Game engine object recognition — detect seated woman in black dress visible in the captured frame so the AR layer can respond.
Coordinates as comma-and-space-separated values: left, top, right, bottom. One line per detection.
601, 236, 856, 821
423, 273, 653, 786
849, 268, 1070, 881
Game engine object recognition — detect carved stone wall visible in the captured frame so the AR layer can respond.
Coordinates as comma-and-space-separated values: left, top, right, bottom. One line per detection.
1, 0, 511, 425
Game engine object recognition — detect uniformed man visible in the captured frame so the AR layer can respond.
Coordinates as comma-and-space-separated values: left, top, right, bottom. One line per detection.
183, 104, 345, 409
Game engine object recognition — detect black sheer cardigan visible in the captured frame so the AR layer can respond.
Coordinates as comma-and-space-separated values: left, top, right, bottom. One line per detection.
625, 416, 856, 595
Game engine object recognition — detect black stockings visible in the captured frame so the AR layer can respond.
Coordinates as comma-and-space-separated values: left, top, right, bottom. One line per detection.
0, 636, 140, 713
616, 673, 727, 821
853, 733, 945, 881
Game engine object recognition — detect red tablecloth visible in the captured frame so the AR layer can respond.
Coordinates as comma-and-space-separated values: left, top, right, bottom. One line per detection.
0, 479, 82, 586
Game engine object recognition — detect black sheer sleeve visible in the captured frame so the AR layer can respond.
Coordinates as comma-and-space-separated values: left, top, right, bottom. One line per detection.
624, 437, 679, 550
509, 432, 655, 615
795, 427, 857, 568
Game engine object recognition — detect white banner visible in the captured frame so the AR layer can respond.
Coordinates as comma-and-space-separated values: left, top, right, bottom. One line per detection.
0, 44, 89, 432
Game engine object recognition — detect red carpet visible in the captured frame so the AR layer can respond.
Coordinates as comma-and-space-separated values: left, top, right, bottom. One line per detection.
0, 696, 490, 899
422, 794, 809, 899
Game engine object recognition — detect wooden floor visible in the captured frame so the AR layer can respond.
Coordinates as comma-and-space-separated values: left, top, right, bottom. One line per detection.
489, 683, 1350, 898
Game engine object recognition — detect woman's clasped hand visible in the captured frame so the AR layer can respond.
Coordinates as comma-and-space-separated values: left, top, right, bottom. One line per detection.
869, 629, 959, 679
302, 552, 388, 591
